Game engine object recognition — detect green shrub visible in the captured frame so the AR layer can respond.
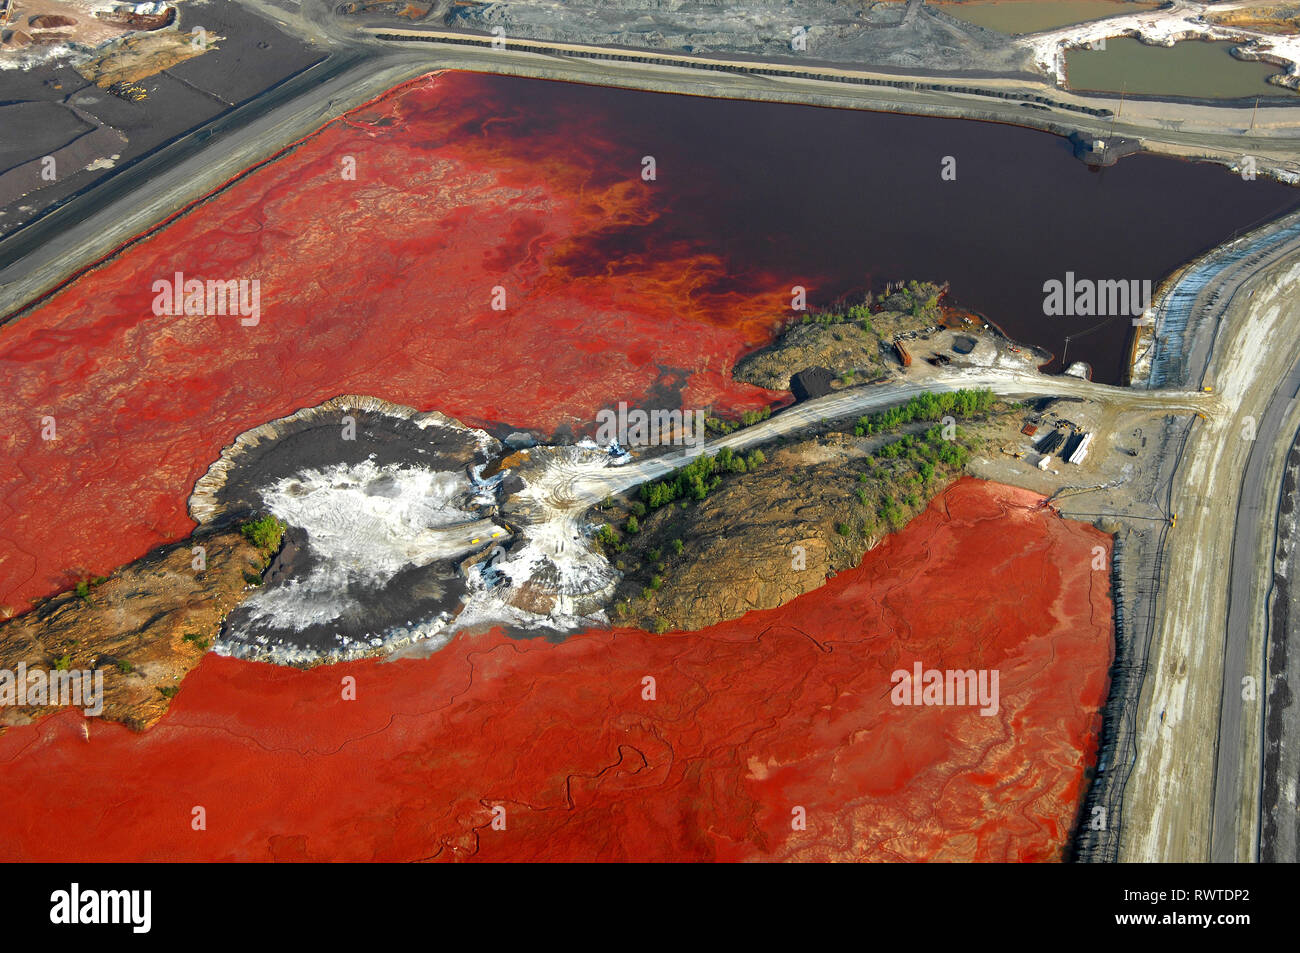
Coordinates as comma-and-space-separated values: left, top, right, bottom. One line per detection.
240, 515, 287, 553
640, 445, 767, 511
854, 389, 994, 438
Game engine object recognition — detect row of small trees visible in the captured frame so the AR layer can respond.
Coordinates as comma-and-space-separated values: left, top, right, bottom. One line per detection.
793, 280, 946, 333
638, 446, 766, 511
843, 424, 976, 539
853, 388, 994, 437
595, 446, 770, 550
800, 298, 875, 333
884, 280, 943, 322
705, 405, 772, 435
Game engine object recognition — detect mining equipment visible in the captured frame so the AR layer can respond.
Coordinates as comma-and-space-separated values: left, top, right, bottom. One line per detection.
108, 81, 149, 103
1035, 428, 1066, 455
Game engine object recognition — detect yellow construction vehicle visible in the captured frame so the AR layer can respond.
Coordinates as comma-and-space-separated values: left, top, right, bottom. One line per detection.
1170, 513, 1178, 528
1203, 385, 1213, 393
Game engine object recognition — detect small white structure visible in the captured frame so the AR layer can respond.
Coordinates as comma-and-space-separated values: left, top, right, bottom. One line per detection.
1037, 455, 1052, 471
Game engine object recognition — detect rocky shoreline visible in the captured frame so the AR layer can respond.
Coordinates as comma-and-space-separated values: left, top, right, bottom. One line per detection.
0, 527, 269, 731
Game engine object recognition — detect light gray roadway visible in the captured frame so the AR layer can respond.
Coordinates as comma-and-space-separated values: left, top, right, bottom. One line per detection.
1212, 308, 1300, 862
1119, 219, 1300, 863
1130, 207, 1300, 864
360, 27, 1300, 175
569, 368, 1215, 507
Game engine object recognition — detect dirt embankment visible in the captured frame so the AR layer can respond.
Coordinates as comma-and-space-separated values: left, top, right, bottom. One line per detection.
1209, 4, 1300, 36
602, 402, 1003, 632
0, 528, 272, 732
734, 319, 884, 390
733, 283, 944, 391
76, 28, 220, 88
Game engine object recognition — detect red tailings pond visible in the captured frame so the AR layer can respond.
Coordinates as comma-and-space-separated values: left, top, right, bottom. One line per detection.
0, 70, 1148, 860
0, 479, 1111, 861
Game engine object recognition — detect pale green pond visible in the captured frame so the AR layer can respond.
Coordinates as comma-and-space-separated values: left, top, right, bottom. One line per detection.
1065, 37, 1289, 99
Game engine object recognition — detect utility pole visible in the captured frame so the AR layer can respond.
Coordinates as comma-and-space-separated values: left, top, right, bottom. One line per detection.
1100, 83, 1124, 167
1249, 96, 1259, 133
